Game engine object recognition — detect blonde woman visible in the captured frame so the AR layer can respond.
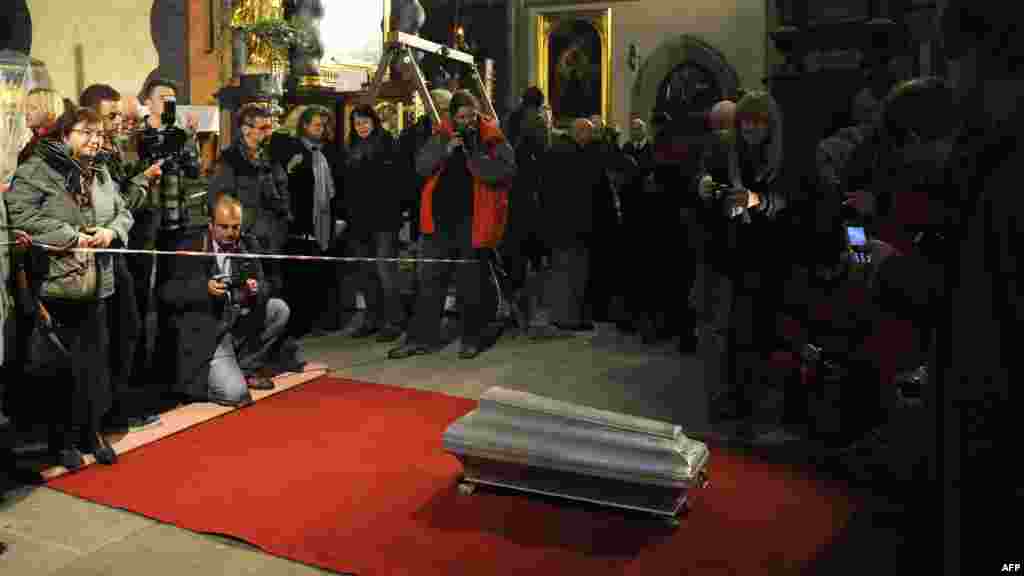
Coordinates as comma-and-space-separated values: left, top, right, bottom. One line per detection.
18, 88, 65, 164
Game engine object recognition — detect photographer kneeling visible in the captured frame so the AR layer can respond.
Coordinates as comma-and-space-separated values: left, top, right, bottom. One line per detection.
160, 195, 302, 407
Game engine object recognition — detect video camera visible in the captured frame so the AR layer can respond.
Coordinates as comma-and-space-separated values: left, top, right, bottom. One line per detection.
137, 97, 201, 230
138, 98, 200, 176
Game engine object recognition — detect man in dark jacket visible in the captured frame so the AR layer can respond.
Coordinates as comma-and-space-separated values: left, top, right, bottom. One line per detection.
617, 118, 654, 333
543, 118, 604, 331
270, 105, 344, 338
388, 90, 515, 360
935, 1, 1022, 567
398, 89, 453, 245
209, 104, 291, 297
135, 79, 202, 395
160, 196, 301, 406
500, 87, 550, 332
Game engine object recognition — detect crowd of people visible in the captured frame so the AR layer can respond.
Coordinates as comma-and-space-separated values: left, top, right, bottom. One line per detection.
0, 3, 1019, 565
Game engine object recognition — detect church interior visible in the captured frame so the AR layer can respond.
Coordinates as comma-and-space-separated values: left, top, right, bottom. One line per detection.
0, 0, 989, 574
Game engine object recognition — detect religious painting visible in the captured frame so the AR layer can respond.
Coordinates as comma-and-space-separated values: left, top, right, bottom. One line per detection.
536, 9, 611, 126
549, 20, 601, 122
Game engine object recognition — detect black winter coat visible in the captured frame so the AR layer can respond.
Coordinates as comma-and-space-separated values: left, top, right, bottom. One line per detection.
269, 133, 345, 242
342, 131, 405, 237
159, 231, 268, 400
209, 144, 290, 251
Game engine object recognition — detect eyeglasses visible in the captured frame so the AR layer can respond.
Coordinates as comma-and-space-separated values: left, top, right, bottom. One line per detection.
245, 123, 273, 132
71, 128, 104, 141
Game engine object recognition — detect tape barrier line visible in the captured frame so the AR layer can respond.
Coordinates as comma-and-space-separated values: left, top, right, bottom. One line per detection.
25, 243, 480, 264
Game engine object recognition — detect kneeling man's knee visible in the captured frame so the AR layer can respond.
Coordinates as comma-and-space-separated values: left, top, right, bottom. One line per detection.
267, 298, 291, 325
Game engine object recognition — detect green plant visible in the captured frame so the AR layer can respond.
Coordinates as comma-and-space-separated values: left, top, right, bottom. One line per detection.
234, 17, 297, 49
233, 17, 298, 65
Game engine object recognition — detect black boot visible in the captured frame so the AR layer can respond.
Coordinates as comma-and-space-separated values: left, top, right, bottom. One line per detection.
48, 428, 86, 471
81, 428, 117, 466
388, 341, 431, 359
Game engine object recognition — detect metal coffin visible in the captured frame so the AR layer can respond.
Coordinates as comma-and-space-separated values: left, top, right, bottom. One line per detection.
443, 387, 710, 520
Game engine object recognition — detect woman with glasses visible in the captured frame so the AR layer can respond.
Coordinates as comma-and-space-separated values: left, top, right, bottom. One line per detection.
6, 107, 134, 470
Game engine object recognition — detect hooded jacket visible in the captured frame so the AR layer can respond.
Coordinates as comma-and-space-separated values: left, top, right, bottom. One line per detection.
415, 116, 515, 248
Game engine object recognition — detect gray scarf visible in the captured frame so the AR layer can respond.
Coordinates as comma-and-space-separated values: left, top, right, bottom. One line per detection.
302, 138, 336, 251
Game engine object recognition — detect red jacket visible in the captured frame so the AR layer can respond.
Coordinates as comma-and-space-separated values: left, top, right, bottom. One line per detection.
419, 117, 510, 248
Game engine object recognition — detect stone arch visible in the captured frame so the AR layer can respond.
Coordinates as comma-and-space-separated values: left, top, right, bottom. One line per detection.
631, 34, 740, 121
0, 0, 33, 54
140, 0, 189, 102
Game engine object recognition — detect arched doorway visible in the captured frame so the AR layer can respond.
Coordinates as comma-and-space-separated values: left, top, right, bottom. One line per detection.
654, 60, 722, 121
0, 0, 33, 54
631, 35, 739, 122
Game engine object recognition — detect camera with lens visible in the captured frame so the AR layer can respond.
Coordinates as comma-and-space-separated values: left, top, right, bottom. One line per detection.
211, 258, 259, 305
137, 97, 201, 230
699, 178, 750, 220
454, 124, 478, 151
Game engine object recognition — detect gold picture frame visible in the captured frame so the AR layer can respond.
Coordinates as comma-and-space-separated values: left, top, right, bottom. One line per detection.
535, 8, 612, 124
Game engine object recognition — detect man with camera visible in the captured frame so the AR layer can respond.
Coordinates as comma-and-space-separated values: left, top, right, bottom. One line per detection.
159, 195, 300, 407
388, 90, 515, 360
132, 79, 202, 388
210, 104, 291, 297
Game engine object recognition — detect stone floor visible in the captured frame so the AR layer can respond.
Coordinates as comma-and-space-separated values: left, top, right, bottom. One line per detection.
1, 321, 727, 575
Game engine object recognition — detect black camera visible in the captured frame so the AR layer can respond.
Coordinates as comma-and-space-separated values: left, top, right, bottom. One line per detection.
138, 98, 198, 177
700, 180, 751, 221
454, 124, 478, 151
137, 97, 201, 230
212, 257, 259, 307
162, 97, 177, 129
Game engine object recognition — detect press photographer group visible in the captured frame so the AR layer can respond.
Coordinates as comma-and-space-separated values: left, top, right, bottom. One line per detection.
0, 0, 1017, 569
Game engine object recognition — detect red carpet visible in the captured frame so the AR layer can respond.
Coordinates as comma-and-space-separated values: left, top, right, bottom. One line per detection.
49, 377, 857, 576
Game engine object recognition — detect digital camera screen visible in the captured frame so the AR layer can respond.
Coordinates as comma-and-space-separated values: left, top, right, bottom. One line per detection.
847, 226, 867, 246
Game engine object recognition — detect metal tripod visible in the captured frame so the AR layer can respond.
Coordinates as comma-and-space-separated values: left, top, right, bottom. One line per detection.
366, 31, 498, 125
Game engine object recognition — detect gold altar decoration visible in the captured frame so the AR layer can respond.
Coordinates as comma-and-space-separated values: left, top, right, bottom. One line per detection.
535, 9, 612, 124
232, 0, 287, 69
